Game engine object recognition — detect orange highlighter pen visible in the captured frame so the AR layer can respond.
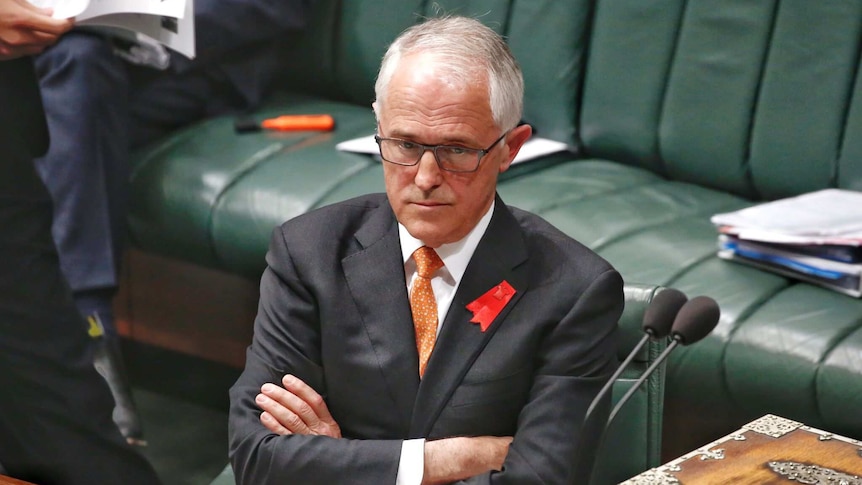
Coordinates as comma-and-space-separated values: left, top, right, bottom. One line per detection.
235, 114, 336, 133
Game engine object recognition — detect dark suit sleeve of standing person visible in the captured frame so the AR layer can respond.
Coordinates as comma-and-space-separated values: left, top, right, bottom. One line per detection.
456, 208, 623, 484
0, 58, 161, 485
228, 197, 404, 485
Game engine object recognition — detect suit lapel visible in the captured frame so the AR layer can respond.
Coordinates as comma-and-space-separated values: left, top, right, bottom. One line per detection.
410, 198, 530, 436
342, 202, 419, 430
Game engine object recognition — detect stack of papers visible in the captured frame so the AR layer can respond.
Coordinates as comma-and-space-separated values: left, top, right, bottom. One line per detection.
711, 189, 862, 297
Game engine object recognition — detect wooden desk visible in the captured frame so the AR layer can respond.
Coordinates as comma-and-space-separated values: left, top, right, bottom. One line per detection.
622, 414, 862, 484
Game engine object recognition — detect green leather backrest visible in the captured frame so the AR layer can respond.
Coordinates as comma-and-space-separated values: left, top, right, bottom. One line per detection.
580, 0, 862, 200
273, 0, 591, 145
840, 57, 862, 193
209, 284, 667, 485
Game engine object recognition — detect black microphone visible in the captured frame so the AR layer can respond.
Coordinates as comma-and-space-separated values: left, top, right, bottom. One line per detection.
582, 288, 687, 422
577, 296, 719, 484
571, 289, 690, 483
604, 295, 721, 429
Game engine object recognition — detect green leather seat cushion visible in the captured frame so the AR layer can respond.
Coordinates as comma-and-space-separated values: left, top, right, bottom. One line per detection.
817, 326, 862, 435
130, 94, 381, 272
499, 166, 862, 438
725, 287, 862, 437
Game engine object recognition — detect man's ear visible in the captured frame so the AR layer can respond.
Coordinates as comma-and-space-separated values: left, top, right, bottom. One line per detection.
499, 123, 533, 173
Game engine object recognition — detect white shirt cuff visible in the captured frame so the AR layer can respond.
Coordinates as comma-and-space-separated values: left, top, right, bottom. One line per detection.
395, 438, 425, 485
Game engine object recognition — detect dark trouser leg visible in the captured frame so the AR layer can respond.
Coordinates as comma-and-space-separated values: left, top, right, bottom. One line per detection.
34, 31, 130, 298
0, 136, 161, 485
32, 31, 145, 443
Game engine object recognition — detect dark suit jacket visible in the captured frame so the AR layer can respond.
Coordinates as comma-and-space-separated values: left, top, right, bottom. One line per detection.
0, 58, 160, 484
0, 58, 48, 162
229, 193, 623, 484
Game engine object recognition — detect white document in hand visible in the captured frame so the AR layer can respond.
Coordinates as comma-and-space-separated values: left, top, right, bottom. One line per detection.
30, 0, 195, 58
335, 135, 572, 165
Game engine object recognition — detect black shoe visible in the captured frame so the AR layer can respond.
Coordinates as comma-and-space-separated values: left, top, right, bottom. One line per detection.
88, 314, 147, 446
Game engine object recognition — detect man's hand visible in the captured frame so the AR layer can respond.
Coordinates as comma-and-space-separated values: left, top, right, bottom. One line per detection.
255, 374, 341, 438
255, 375, 513, 482
422, 436, 513, 485
0, 0, 73, 60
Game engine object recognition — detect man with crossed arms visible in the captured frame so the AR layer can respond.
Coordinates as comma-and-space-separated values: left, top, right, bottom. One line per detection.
229, 15, 623, 484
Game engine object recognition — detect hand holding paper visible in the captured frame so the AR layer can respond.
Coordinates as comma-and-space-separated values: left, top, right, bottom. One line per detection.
0, 0, 73, 60
28, 0, 195, 58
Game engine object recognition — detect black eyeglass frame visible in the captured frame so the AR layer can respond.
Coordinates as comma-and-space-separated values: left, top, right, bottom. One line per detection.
373, 132, 508, 173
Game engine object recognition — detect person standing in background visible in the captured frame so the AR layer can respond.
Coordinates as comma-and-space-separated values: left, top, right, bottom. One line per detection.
0, 1, 162, 483
32, 0, 315, 444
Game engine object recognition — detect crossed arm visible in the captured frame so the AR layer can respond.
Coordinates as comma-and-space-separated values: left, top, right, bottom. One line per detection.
255, 373, 512, 485
229, 223, 624, 484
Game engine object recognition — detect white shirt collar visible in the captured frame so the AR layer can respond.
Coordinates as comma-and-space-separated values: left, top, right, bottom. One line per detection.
399, 200, 495, 283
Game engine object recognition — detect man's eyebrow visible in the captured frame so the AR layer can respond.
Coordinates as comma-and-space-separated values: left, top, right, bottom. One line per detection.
387, 131, 478, 147
385, 130, 414, 140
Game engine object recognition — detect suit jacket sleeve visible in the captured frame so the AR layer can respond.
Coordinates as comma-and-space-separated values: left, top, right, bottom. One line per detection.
479, 268, 623, 484
0, 59, 48, 159
228, 226, 403, 485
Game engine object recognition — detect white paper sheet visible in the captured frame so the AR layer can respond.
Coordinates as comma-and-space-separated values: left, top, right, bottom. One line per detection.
79, 6, 195, 59
29, 0, 88, 18
32, 0, 184, 19
29, 0, 194, 58
711, 189, 862, 239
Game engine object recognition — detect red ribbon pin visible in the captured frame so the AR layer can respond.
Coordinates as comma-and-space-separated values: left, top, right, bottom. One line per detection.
466, 281, 516, 332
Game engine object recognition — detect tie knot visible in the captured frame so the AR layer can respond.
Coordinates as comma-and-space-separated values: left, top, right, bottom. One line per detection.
413, 246, 443, 278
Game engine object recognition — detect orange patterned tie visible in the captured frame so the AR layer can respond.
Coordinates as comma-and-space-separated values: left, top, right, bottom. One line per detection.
410, 246, 444, 377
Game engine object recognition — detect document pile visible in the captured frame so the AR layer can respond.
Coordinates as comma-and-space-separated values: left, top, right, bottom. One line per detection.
711, 189, 862, 298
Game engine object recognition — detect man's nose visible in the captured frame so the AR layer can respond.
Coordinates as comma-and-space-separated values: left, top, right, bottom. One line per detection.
414, 149, 443, 189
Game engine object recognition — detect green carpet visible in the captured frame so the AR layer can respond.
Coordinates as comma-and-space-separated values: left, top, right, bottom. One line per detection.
134, 389, 229, 485
124, 341, 240, 485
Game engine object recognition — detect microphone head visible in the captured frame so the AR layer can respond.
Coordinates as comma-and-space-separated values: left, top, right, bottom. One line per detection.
671, 296, 720, 345
642, 288, 688, 338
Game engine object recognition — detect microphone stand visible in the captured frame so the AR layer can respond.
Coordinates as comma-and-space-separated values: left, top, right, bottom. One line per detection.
604, 338, 678, 430
584, 331, 652, 421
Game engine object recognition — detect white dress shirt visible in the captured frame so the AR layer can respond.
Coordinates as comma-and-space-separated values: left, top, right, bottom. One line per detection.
395, 201, 495, 485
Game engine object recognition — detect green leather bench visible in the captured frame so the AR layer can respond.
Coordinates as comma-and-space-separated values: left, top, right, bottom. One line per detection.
129, 0, 862, 466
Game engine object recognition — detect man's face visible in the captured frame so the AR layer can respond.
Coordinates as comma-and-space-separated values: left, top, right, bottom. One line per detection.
376, 53, 531, 248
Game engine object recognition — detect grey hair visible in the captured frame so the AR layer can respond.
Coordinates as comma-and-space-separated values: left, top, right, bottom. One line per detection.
374, 16, 524, 132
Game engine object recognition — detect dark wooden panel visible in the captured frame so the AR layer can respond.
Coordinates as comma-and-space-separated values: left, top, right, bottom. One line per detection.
115, 249, 259, 368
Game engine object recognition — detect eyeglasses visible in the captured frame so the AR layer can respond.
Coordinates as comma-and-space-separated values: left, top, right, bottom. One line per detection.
374, 132, 507, 173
